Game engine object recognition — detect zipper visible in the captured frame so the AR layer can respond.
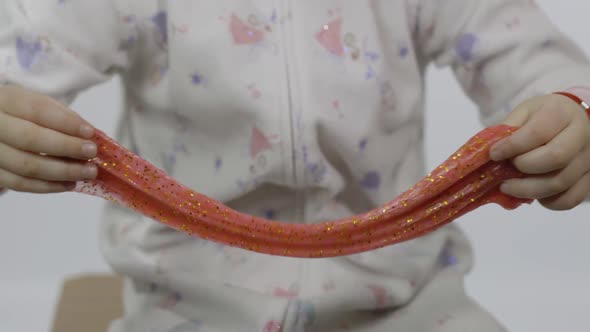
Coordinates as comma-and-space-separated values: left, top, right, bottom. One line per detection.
278, 0, 311, 309
279, 0, 305, 223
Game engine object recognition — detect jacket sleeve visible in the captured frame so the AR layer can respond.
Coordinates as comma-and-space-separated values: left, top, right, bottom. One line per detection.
416, 0, 590, 127
0, 0, 136, 104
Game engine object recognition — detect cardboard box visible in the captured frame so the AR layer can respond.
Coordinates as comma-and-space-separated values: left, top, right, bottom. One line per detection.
51, 274, 123, 332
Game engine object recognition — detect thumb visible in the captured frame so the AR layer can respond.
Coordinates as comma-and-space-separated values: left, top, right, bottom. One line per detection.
489, 97, 541, 160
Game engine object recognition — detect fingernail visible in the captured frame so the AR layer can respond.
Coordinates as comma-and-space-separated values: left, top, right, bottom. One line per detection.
82, 142, 97, 158
82, 165, 97, 179
79, 124, 94, 138
490, 147, 504, 161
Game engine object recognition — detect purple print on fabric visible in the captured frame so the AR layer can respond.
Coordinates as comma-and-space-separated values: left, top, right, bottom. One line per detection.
364, 51, 379, 62
442, 253, 458, 266
440, 247, 458, 267
365, 65, 376, 80
359, 138, 368, 151
307, 162, 327, 183
263, 209, 276, 219
455, 33, 478, 62
15, 36, 42, 69
360, 171, 381, 190
162, 153, 176, 174
173, 292, 182, 302
152, 11, 168, 45
119, 36, 137, 50
191, 72, 203, 85
399, 46, 409, 58
296, 300, 316, 332
162, 141, 188, 174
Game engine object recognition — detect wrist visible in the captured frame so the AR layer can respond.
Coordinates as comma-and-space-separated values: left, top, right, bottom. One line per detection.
554, 87, 590, 117
564, 86, 590, 104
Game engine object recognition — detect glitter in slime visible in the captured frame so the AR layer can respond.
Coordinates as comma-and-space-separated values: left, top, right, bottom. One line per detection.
74, 125, 532, 258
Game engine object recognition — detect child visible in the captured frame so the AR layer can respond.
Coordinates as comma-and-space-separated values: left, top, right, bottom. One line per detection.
1, 1, 589, 331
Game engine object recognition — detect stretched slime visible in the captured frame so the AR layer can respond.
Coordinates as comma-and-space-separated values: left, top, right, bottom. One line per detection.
75, 125, 532, 258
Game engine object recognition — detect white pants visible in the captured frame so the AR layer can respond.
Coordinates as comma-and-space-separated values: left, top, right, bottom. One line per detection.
108, 269, 506, 332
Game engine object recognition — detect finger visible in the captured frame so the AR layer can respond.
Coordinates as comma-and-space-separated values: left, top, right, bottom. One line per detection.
499, 96, 542, 127
490, 100, 571, 161
500, 147, 590, 199
0, 142, 97, 181
539, 171, 590, 211
0, 112, 97, 160
510, 120, 586, 174
0, 167, 75, 193
0, 85, 94, 138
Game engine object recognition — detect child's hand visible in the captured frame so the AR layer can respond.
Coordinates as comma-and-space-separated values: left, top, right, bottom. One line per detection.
490, 94, 590, 210
0, 85, 97, 193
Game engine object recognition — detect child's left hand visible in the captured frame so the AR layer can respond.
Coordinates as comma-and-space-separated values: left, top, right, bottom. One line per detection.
490, 94, 590, 210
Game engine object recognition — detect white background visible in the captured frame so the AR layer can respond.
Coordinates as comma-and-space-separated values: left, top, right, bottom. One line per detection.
1, 1, 589, 331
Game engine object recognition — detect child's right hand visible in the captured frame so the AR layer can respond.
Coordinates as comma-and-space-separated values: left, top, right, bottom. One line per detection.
0, 85, 98, 193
